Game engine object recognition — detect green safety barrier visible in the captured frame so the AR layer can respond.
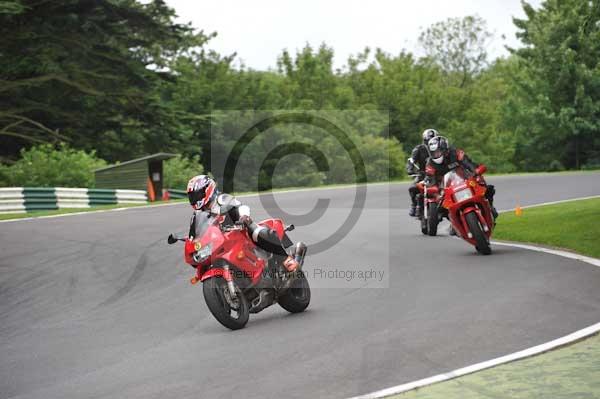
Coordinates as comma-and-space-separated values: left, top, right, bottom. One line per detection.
23, 188, 58, 211
0, 187, 148, 213
167, 189, 187, 199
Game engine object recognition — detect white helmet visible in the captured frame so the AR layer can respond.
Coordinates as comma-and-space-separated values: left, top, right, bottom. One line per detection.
422, 128, 439, 145
427, 136, 449, 164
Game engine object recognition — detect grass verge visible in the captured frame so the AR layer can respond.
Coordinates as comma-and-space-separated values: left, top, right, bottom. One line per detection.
394, 333, 600, 399
0, 200, 186, 221
494, 197, 600, 258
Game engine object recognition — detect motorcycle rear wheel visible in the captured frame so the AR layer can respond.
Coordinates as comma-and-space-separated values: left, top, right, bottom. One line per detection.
203, 277, 249, 330
465, 212, 492, 255
278, 273, 311, 313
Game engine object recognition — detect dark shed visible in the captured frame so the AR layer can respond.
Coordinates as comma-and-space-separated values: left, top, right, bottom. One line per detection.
94, 153, 176, 200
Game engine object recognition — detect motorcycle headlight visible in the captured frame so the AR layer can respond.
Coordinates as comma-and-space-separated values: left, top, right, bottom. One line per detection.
192, 243, 212, 263
454, 188, 473, 202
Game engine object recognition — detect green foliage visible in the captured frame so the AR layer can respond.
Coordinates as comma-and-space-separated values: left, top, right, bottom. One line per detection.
0, 144, 106, 187
163, 154, 203, 190
419, 15, 492, 86
0, 0, 210, 162
509, 0, 600, 170
2, 3, 598, 186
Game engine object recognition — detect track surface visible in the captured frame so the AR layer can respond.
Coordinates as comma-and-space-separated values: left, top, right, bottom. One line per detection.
1, 172, 600, 399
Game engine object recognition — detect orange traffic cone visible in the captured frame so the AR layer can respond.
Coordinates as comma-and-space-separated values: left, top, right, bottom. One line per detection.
515, 204, 523, 216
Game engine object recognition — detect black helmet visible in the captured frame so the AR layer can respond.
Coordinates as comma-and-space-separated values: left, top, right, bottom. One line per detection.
186, 174, 217, 210
427, 136, 449, 164
422, 128, 439, 145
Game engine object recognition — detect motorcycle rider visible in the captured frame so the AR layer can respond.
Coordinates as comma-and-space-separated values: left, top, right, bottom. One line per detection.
424, 136, 498, 221
406, 129, 439, 217
186, 175, 299, 309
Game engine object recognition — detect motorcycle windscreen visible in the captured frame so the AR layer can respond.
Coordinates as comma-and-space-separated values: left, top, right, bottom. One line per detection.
443, 169, 467, 189
190, 210, 216, 239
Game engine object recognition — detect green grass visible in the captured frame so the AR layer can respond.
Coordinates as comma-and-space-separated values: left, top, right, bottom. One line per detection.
0, 202, 163, 221
494, 197, 600, 258
394, 333, 600, 399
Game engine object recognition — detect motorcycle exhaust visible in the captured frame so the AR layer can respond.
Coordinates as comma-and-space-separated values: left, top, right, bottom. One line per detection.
293, 242, 307, 269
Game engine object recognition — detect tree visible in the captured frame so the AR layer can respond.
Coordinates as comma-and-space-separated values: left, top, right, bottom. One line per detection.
509, 0, 600, 170
0, 0, 211, 162
163, 154, 203, 190
419, 15, 492, 87
277, 44, 338, 109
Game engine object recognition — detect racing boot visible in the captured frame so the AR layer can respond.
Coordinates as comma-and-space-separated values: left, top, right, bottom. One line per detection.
409, 204, 417, 217
415, 205, 422, 218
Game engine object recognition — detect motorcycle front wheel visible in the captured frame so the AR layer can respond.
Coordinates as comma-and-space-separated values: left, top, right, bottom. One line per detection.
203, 277, 249, 330
427, 202, 439, 236
420, 216, 428, 235
465, 212, 492, 255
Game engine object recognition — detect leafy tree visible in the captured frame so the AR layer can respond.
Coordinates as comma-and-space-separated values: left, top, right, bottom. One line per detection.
0, 0, 210, 162
446, 59, 517, 172
510, 0, 600, 169
277, 44, 338, 109
163, 154, 203, 190
419, 15, 492, 87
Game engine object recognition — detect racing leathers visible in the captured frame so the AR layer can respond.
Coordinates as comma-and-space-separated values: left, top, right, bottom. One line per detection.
406, 144, 429, 216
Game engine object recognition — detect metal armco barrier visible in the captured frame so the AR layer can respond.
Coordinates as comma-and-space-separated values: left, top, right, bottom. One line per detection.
0, 187, 147, 213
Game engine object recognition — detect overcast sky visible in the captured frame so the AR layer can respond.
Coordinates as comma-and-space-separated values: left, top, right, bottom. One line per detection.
164, 0, 541, 70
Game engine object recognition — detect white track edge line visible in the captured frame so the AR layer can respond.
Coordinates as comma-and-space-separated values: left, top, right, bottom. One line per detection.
349, 321, 600, 399
492, 241, 600, 267
349, 197, 600, 399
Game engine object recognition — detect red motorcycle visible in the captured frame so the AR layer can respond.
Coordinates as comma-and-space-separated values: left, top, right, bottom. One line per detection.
168, 210, 310, 330
441, 164, 494, 255
415, 178, 443, 236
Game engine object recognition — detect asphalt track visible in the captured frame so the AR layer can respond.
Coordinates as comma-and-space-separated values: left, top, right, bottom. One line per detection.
1, 172, 599, 399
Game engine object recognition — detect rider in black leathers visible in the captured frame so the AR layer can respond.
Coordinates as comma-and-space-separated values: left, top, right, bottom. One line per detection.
406, 129, 438, 217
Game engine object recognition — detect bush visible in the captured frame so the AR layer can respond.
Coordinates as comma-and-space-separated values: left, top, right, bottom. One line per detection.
163, 154, 203, 190
0, 144, 107, 187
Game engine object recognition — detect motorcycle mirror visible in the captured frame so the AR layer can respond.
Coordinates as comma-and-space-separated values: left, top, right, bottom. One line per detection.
285, 224, 295, 232
167, 234, 179, 245
475, 164, 487, 175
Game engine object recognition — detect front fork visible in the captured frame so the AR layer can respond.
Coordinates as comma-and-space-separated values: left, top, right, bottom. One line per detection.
222, 264, 237, 298
194, 264, 238, 299
423, 185, 428, 220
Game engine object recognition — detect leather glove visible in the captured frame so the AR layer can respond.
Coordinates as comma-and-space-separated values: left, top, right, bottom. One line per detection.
239, 215, 253, 227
